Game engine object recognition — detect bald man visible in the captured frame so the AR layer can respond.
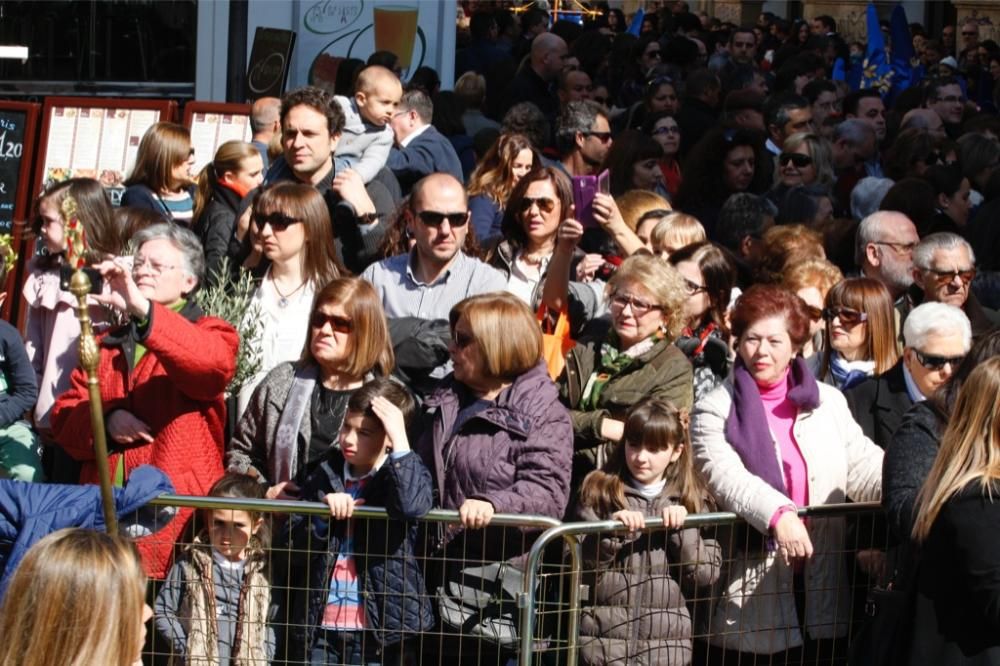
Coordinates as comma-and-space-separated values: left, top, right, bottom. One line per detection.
250, 96, 281, 171
503, 32, 568, 118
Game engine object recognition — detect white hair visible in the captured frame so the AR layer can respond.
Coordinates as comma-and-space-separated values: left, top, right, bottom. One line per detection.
913, 232, 975, 271
903, 302, 972, 351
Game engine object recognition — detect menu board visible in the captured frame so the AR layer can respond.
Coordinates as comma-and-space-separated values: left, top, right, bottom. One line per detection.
0, 102, 39, 235
33, 97, 176, 206
183, 102, 253, 177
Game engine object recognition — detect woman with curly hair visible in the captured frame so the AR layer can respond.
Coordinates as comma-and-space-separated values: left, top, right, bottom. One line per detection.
467, 133, 538, 243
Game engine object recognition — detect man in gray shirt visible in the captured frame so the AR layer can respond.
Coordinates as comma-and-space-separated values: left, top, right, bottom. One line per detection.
362, 173, 506, 319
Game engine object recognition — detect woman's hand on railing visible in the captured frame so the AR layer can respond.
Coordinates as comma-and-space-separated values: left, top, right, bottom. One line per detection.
459, 498, 495, 529
773, 511, 814, 565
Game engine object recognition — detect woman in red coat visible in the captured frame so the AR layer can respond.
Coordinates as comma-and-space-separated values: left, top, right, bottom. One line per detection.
52, 223, 238, 578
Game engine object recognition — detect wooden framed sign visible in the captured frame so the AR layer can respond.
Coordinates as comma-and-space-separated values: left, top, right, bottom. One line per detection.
183, 102, 253, 176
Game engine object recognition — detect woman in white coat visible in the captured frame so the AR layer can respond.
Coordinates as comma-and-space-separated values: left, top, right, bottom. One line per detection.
690, 283, 883, 665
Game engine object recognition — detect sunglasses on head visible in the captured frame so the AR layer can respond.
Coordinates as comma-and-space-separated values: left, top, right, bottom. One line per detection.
913, 349, 964, 371
519, 196, 557, 213
823, 306, 868, 327
415, 210, 468, 227
309, 311, 353, 333
253, 212, 302, 231
779, 152, 813, 167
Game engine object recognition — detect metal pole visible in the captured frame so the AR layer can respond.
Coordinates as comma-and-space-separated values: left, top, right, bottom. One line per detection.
69, 269, 116, 533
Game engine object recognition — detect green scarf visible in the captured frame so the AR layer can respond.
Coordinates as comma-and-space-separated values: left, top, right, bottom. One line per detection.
580, 328, 663, 410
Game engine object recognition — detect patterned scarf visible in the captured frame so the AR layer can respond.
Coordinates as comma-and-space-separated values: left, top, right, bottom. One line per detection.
580, 329, 663, 410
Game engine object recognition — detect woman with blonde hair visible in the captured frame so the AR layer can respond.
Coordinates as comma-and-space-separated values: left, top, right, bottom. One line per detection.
649, 212, 706, 258
783, 258, 844, 358
0, 528, 151, 666
773, 132, 836, 191
908, 356, 1000, 664
754, 224, 827, 284
817, 277, 899, 389
235, 181, 345, 416
228, 276, 394, 495
467, 133, 538, 242
192, 140, 265, 284
122, 122, 198, 225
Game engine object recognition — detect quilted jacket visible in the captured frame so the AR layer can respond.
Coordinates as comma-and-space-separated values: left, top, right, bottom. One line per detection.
275, 448, 434, 663
51, 300, 238, 579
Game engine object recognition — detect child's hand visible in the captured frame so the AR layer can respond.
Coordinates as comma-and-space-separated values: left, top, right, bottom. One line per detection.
662, 505, 688, 530
371, 396, 409, 454
612, 509, 646, 532
326, 492, 365, 519
265, 481, 300, 501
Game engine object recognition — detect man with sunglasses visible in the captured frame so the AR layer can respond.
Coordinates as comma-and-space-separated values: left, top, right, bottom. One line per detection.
845, 302, 970, 448
361, 173, 505, 323
908, 232, 1000, 340
556, 100, 612, 178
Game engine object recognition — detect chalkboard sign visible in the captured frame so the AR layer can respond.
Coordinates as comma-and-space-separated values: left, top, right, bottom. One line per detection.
0, 102, 39, 235
247, 28, 296, 100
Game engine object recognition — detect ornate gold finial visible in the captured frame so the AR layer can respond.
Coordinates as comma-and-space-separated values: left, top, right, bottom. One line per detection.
60, 194, 87, 269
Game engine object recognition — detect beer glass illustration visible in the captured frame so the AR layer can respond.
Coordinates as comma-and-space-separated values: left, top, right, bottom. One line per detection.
373, 5, 419, 71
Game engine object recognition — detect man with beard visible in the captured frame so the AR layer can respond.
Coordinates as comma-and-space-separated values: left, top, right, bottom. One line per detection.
556, 100, 613, 178
856, 211, 920, 306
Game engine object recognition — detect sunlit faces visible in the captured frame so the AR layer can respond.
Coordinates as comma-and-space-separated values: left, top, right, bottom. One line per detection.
625, 439, 682, 485
797, 286, 826, 339
310, 301, 353, 369
37, 197, 65, 254
723, 145, 756, 192
132, 238, 197, 306
737, 315, 797, 386
917, 245, 976, 308
338, 410, 390, 475
253, 208, 307, 265
282, 104, 338, 180
674, 259, 710, 326
520, 178, 562, 248
610, 280, 666, 348
208, 509, 263, 562
355, 78, 403, 126
779, 144, 817, 187
511, 148, 535, 183
407, 177, 469, 268
826, 305, 868, 360
449, 314, 486, 386
632, 157, 663, 191
903, 330, 968, 398
581, 115, 613, 166
171, 146, 196, 186
222, 153, 265, 196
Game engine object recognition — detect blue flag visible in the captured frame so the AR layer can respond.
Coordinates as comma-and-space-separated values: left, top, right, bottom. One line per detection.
626, 8, 644, 37
888, 3, 918, 100
860, 3, 893, 95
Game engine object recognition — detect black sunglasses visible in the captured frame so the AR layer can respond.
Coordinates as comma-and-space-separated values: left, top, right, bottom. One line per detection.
415, 210, 468, 227
779, 152, 813, 167
582, 131, 613, 143
253, 212, 302, 231
913, 350, 964, 371
451, 329, 475, 349
309, 311, 353, 333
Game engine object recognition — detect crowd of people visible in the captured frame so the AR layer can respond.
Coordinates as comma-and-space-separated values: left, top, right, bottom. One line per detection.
4, 1, 1000, 665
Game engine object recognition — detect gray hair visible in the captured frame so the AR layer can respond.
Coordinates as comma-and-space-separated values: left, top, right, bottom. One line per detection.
556, 100, 607, 155
399, 89, 433, 123
833, 118, 875, 147
131, 222, 205, 286
913, 232, 975, 271
850, 177, 894, 221
903, 301, 972, 351
855, 210, 913, 268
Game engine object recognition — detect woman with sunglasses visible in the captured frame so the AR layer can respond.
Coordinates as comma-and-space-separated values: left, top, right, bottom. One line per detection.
669, 242, 736, 401
643, 111, 683, 199
560, 254, 693, 484
769, 132, 835, 207
228, 276, 394, 496
235, 182, 345, 416
467, 133, 539, 243
690, 283, 883, 664
122, 122, 198, 226
816, 277, 899, 390
618, 35, 665, 108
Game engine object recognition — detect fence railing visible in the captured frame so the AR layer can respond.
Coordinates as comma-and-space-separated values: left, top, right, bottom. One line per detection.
139, 495, 887, 666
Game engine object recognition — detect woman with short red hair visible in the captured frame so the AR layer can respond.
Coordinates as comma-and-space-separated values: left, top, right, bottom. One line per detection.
690, 283, 883, 663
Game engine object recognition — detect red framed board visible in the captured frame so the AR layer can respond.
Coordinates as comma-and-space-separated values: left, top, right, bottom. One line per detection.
0, 101, 40, 324
183, 101, 253, 177
32, 96, 177, 207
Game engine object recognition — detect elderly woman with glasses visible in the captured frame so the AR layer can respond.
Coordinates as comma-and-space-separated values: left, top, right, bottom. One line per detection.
690, 283, 883, 663
559, 254, 693, 483
235, 181, 345, 416
228, 277, 395, 498
51, 223, 239, 578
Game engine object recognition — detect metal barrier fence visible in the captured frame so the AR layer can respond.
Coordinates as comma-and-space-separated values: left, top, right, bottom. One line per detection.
138, 496, 888, 666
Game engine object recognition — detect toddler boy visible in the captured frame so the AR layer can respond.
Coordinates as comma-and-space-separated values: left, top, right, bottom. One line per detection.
334, 65, 404, 183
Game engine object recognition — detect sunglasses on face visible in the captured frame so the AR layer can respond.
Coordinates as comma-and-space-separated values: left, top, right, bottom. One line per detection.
253, 212, 302, 231
823, 306, 868, 327
779, 152, 813, 167
924, 267, 976, 285
804, 304, 823, 322
451, 329, 475, 349
519, 196, 557, 213
415, 210, 469, 227
582, 131, 613, 143
913, 349, 964, 371
310, 311, 353, 333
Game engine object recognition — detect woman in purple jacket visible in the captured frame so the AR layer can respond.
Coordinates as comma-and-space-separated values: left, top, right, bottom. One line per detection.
414, 291, 573, 661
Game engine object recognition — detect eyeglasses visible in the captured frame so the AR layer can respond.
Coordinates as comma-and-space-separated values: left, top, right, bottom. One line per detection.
913, 349, 965, 371
519, 196, 557, 213
253, 212, 302, 232
309, 311, 353, 333
582, 131, 613, 143
682, 278, 707, 295
922, 266, 976, 285
873, 240, 917, 255
653, 125, 681, 135
451, 329, 475, 349
804, 304, 824, 322
132, 256, 178, 276
610, 292, 662, 316
415, 210, 469, 227
823, 306, 868, 327
778, 152, 813, 167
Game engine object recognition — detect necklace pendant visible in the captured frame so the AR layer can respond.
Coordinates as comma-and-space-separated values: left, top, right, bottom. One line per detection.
278, 296, 289, 308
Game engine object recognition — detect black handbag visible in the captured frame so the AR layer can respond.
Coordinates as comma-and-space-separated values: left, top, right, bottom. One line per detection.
436, 560, 525, 648
850, 566, 916, 666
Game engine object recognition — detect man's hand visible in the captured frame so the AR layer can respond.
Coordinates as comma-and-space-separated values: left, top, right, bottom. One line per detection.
332, 169, 376, 217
